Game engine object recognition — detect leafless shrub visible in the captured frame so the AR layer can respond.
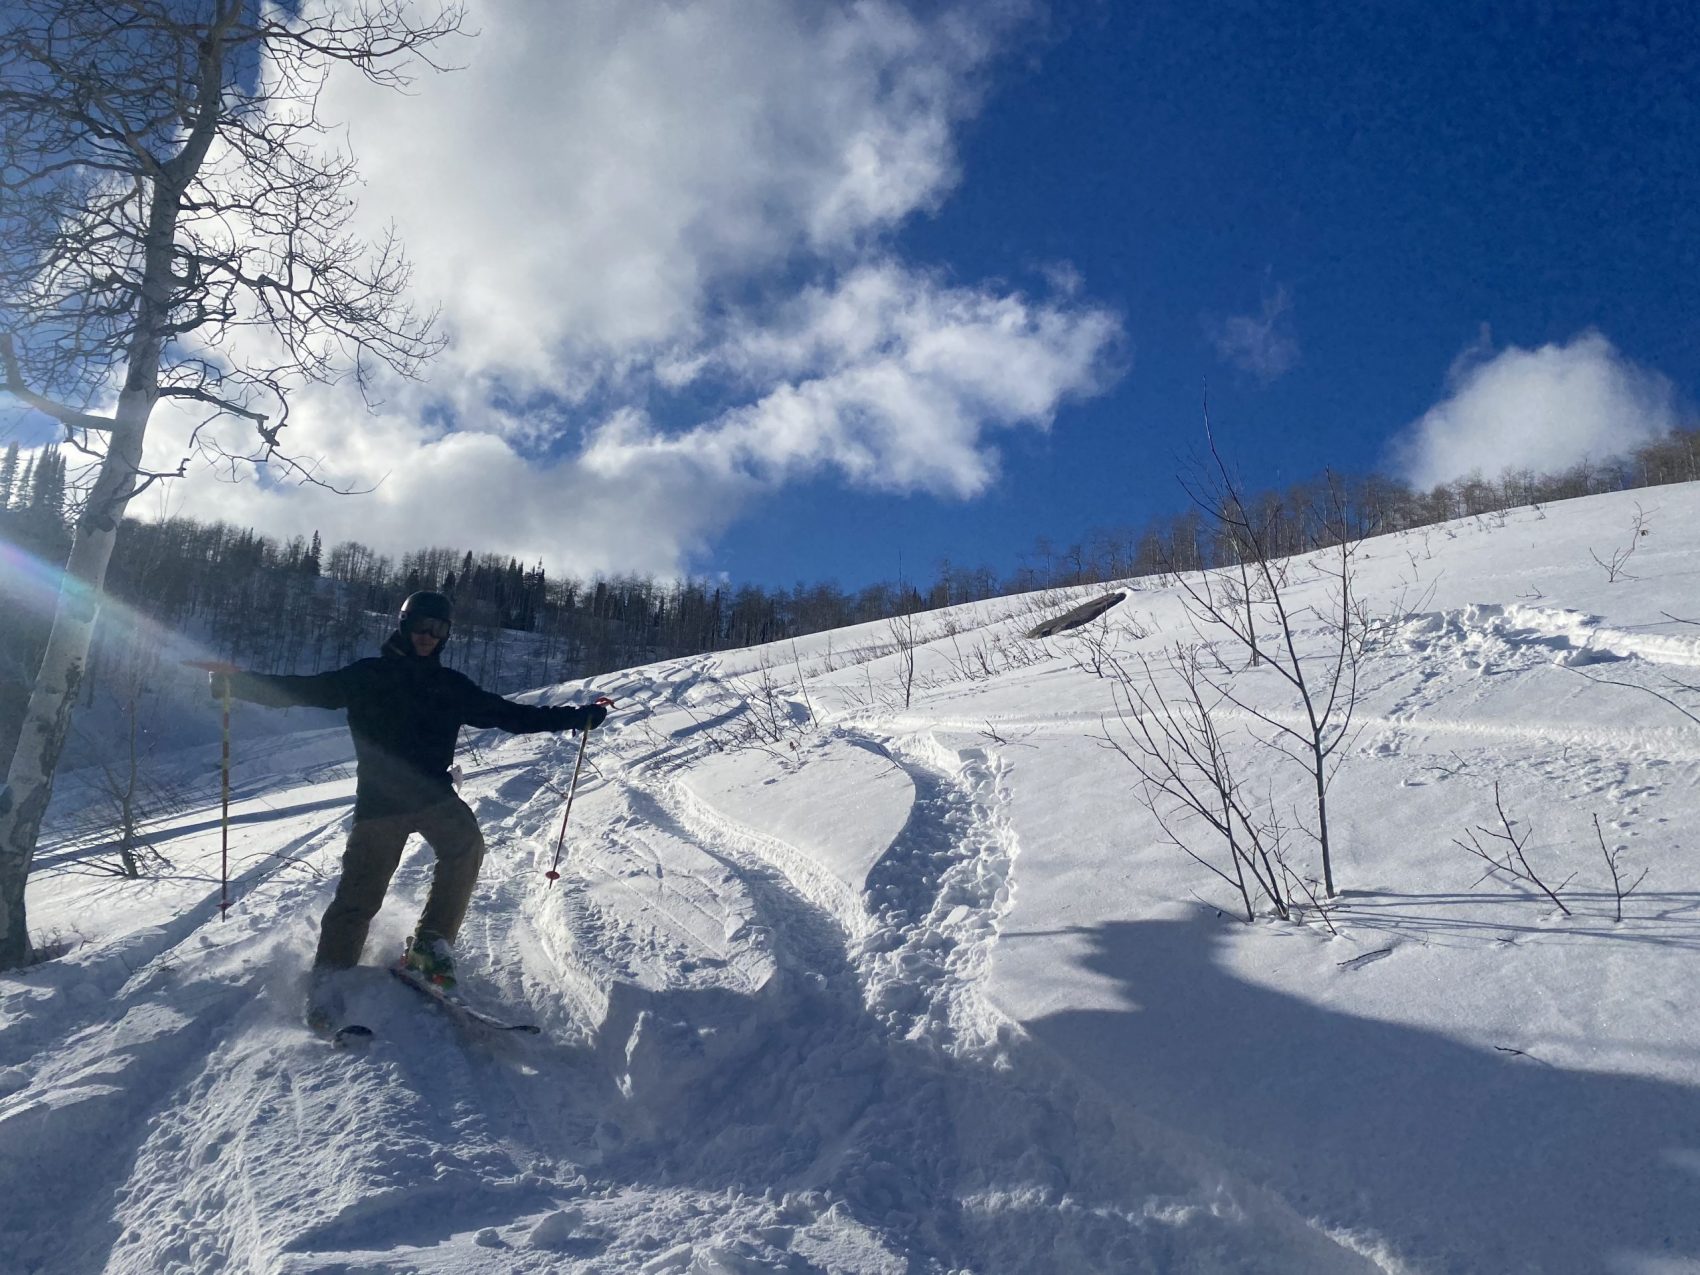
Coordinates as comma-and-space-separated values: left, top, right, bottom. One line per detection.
789, 640, 816, 724
886, 612, 919, 710
1103, 644, 1291, 923
977, 720, 1039, 749
1275, 854, 1341, 936
65, 658, 189, 877
1421, 751, 1471, 781
1589, 504, 1649, 583
712, 663, 809, 757
26, 925, 85, 965
1593, 814, 1648, 923
942, 634, 994, 684
941, 627, 1058, 686
1452, 783, 1573, 915
1064, 615, 1120, 679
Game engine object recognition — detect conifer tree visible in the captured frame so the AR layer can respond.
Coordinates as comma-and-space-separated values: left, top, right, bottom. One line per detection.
0, 443, 18, 512
13, 456, 34, 516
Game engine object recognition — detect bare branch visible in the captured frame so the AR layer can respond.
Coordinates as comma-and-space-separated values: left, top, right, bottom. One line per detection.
155, 384, 268, 424
1593, 813, 1648, 924
1451, 783, 1571, 916
1563, 665, 1700, 728
0, 332, 114, 432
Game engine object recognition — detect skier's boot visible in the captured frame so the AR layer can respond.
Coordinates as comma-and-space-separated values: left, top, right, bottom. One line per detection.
305, 964, 348, 1034
402, 931, 456, 990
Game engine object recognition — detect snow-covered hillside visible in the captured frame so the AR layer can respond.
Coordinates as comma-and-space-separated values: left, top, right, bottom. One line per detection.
4, 485, 1699, 1273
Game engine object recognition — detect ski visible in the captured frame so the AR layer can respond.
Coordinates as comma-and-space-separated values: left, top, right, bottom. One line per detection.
390, 965, 541, 1035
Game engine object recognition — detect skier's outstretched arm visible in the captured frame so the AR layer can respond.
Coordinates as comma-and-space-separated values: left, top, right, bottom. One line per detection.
202, 662, 356, 712
457, 680, 612, 735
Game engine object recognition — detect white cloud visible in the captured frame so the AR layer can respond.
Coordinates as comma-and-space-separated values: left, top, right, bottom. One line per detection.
1393, 331, 1686, 490
150, 259, 1114, 575
318, 0, 1012, 392
143, 0, 1121, 577
151, 388, 748, 577
587, 261, 1121, 498
1210, 284, 1299, 384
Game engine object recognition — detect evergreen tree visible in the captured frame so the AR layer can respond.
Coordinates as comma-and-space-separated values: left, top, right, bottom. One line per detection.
14, 455, 34, 514
0, 442, 18, 512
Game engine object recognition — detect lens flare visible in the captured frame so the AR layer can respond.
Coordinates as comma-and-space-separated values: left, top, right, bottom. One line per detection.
0, 532, 224, 673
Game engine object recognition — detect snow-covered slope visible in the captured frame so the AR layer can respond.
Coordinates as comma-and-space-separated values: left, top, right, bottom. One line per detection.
4, 485, 1699, 1273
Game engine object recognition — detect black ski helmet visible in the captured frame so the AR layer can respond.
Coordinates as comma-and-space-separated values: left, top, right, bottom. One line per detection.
399, 590, 453, 639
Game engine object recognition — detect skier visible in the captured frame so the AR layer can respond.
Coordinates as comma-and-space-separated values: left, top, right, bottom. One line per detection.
207, 590, 610, 1029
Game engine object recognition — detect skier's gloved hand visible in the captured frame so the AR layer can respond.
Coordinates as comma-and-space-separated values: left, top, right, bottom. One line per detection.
561, 693, 615, 734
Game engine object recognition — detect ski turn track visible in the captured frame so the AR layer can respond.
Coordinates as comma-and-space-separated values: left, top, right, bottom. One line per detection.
562, 727, 1395, 1274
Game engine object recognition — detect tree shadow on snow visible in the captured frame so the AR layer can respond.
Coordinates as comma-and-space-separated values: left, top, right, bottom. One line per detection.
1333, 887, 1700, 952
1017, 912, 1700, 1274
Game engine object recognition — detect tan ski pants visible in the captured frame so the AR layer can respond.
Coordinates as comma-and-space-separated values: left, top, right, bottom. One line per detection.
313, 795, 486, 969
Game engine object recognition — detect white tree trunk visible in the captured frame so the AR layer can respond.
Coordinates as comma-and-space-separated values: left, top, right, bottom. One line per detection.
0, 166, 175, 968
0, 408, 149, 967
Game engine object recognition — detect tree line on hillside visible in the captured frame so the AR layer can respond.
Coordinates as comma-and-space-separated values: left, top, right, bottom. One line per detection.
3, 426, 1698, 772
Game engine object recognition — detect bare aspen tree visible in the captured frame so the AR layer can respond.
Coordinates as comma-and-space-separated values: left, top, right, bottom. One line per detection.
0, 0, 461, 968
1168, 433, 1384, 898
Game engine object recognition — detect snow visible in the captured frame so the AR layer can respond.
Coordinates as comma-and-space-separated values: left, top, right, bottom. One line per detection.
4, 485, 1700, 1272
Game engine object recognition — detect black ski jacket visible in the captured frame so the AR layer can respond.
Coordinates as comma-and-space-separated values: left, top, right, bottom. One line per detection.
228, 632, 595, 818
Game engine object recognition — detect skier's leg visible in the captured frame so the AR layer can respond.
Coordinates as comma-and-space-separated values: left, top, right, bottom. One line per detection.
413, 795, 487, 943
314, 815, 411, 969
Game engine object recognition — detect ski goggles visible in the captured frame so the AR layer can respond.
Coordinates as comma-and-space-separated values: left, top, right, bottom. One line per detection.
404, 615, 451, 640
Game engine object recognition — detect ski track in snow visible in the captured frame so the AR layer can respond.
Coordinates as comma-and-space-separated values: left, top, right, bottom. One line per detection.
493, 717, 1385, 1273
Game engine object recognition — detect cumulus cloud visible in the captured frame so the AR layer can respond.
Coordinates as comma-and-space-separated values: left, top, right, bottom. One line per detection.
1210, 284, 1299, 384
1393, 331, 1686, 490
586, 262, 1121, 497
146, 0, 1121, 577
151, 259, 1114, 574
316, 0, 1013, 392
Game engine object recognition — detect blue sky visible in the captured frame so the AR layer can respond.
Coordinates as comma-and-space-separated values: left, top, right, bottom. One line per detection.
711, 0, 1700, 586
11, 0, 1698, 592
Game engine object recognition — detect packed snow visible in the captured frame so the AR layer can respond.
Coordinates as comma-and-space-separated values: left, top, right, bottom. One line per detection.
4, 485, 1699, 1273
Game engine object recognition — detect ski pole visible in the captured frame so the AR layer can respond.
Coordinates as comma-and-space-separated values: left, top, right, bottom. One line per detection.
546, 697, 613, 884
184, 660, 236, 918
217, 673, 231, 919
